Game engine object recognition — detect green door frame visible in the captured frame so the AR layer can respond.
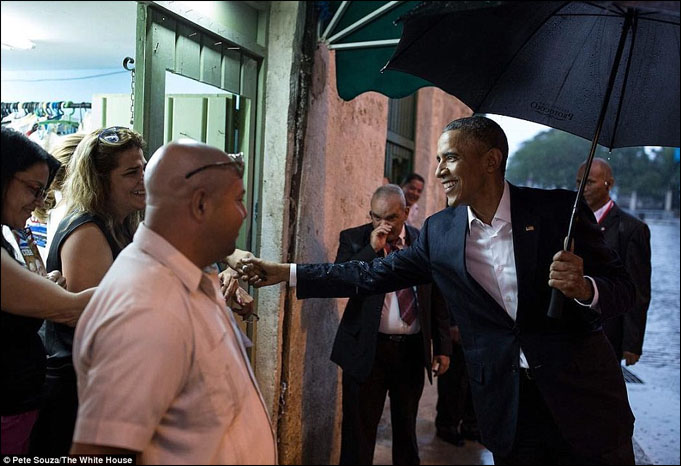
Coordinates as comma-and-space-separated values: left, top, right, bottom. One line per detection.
133, 2, 268, 355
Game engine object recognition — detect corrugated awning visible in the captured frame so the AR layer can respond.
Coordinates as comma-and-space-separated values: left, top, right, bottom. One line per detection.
318, 1, 433, 101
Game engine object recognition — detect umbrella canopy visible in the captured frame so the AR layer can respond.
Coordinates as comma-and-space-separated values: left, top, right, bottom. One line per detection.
385, 1, 680, 150
384, 0, 680, 317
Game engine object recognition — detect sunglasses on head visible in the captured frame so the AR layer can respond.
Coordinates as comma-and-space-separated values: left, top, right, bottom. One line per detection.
184, 152, 245, 179
98, 126, 133, 146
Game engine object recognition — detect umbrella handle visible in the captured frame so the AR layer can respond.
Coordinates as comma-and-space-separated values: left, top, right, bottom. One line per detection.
547, 226, 574, 320
546, 8, 635, 321
547, 288, 565, 319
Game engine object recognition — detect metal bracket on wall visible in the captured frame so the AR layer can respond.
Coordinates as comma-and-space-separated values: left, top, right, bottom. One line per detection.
123, 56, 136, 71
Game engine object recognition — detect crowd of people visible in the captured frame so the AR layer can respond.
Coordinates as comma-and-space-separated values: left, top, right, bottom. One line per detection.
1, 114, 651, 465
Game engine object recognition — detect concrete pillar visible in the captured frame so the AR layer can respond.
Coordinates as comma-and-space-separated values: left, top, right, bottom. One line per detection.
262, 14, 472, 462
256, 0, 305, 432
276, 42, 391, 464
629, 190, 637, 211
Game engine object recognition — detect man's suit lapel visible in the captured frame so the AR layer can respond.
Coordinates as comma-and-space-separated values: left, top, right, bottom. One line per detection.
599, 203, 620, 234
509, 185, 540, 321
597, 203, 622, 258
449, 207, 470, 284
450, 207, 515, 325
405, 224, 416, 247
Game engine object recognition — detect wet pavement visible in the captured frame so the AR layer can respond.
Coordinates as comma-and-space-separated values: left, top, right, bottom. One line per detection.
625, 219, 680, 465
374, 381, 493, 465
374, 219, 680, 465
373, 373, 673, 465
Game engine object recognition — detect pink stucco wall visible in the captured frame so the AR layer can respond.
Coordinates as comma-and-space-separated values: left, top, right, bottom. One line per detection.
296, 50, 471, 265
279, 43, 390, 465
278, 44, 471, 464
412, 88, 473, 226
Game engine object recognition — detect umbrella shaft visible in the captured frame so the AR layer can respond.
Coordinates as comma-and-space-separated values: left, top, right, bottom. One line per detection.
549, 9, 635, 320
565, 8, 635, 251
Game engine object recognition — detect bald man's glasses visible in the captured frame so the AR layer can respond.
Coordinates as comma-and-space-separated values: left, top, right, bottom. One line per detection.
184, 152, 245, 179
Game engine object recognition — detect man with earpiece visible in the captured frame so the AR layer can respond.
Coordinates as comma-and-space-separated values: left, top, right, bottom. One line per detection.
576, 158, 651, 367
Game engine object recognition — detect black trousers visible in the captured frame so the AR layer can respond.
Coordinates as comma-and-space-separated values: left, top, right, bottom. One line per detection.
435, 341, 477, 435
493, 370, 635, 465
340, 333, 425, 465
29, 369, 78, 456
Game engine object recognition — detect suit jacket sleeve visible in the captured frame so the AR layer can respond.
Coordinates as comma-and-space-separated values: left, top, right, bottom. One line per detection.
335, 228, 381, 264
430, 283, 452, 357
622, 221, 652, 355
297, 219, 434, 299
575, 201, 635, 322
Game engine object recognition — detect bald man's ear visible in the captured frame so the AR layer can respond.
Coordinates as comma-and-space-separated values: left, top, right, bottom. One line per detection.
190, 189, 209, 221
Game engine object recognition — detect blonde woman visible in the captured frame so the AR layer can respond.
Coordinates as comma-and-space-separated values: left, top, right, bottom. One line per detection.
30, 133, 85, 261
30, 127, 146, 455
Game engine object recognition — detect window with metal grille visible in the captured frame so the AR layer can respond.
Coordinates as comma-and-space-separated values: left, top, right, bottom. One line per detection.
385, 94, 416, 185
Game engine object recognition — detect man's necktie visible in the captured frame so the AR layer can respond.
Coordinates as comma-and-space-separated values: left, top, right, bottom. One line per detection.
385, 240, 418, 325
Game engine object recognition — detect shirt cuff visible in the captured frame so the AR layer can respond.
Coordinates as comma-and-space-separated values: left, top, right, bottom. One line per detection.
574, 275, 599, 310
289, 264, 297, 287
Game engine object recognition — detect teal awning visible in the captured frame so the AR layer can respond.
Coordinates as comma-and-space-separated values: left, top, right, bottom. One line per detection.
319, 1, 433, 101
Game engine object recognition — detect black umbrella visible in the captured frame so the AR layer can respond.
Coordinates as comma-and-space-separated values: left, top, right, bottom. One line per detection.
384, 0, 680, 317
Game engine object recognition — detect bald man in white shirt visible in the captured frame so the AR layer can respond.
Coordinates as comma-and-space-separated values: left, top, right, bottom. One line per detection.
70, 141, 276, 464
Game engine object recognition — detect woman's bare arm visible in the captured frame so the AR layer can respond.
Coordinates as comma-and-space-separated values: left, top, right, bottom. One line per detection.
1, 248, 94, 326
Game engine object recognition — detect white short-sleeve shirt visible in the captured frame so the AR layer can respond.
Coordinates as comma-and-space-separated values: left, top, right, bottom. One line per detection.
72, 223, 276, 464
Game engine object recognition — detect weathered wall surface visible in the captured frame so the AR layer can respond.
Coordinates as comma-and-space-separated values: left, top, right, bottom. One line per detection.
256, 0, 303, 434
278, 42, 389, 465
277, 42, 471, 465
412, 87, 473, 225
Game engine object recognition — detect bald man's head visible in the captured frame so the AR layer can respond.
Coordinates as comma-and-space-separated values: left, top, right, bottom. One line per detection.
576, 157, 614, 211
145, 140, 243, 210
143, 140, 247, 264
579, 158, 613, 180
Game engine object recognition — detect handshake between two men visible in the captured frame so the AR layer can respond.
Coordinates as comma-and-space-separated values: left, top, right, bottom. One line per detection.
219, 249, 261, 320
224, 249, 594, 303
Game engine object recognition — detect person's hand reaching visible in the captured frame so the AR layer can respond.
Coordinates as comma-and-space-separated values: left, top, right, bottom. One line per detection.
219, 268, 257, 321
238, 257, 291, 288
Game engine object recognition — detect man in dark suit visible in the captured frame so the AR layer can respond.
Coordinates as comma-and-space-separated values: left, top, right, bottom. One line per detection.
333, 184, 451, 465
241, 116, 636, 464
576, 158, 652, 365
434, 319, 479, 446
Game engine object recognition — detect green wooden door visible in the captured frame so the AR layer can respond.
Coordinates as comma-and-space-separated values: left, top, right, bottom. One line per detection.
133, 3, 264, 356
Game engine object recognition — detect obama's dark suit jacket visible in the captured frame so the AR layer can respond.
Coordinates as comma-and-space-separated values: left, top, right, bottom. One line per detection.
296, 184, 635, 458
